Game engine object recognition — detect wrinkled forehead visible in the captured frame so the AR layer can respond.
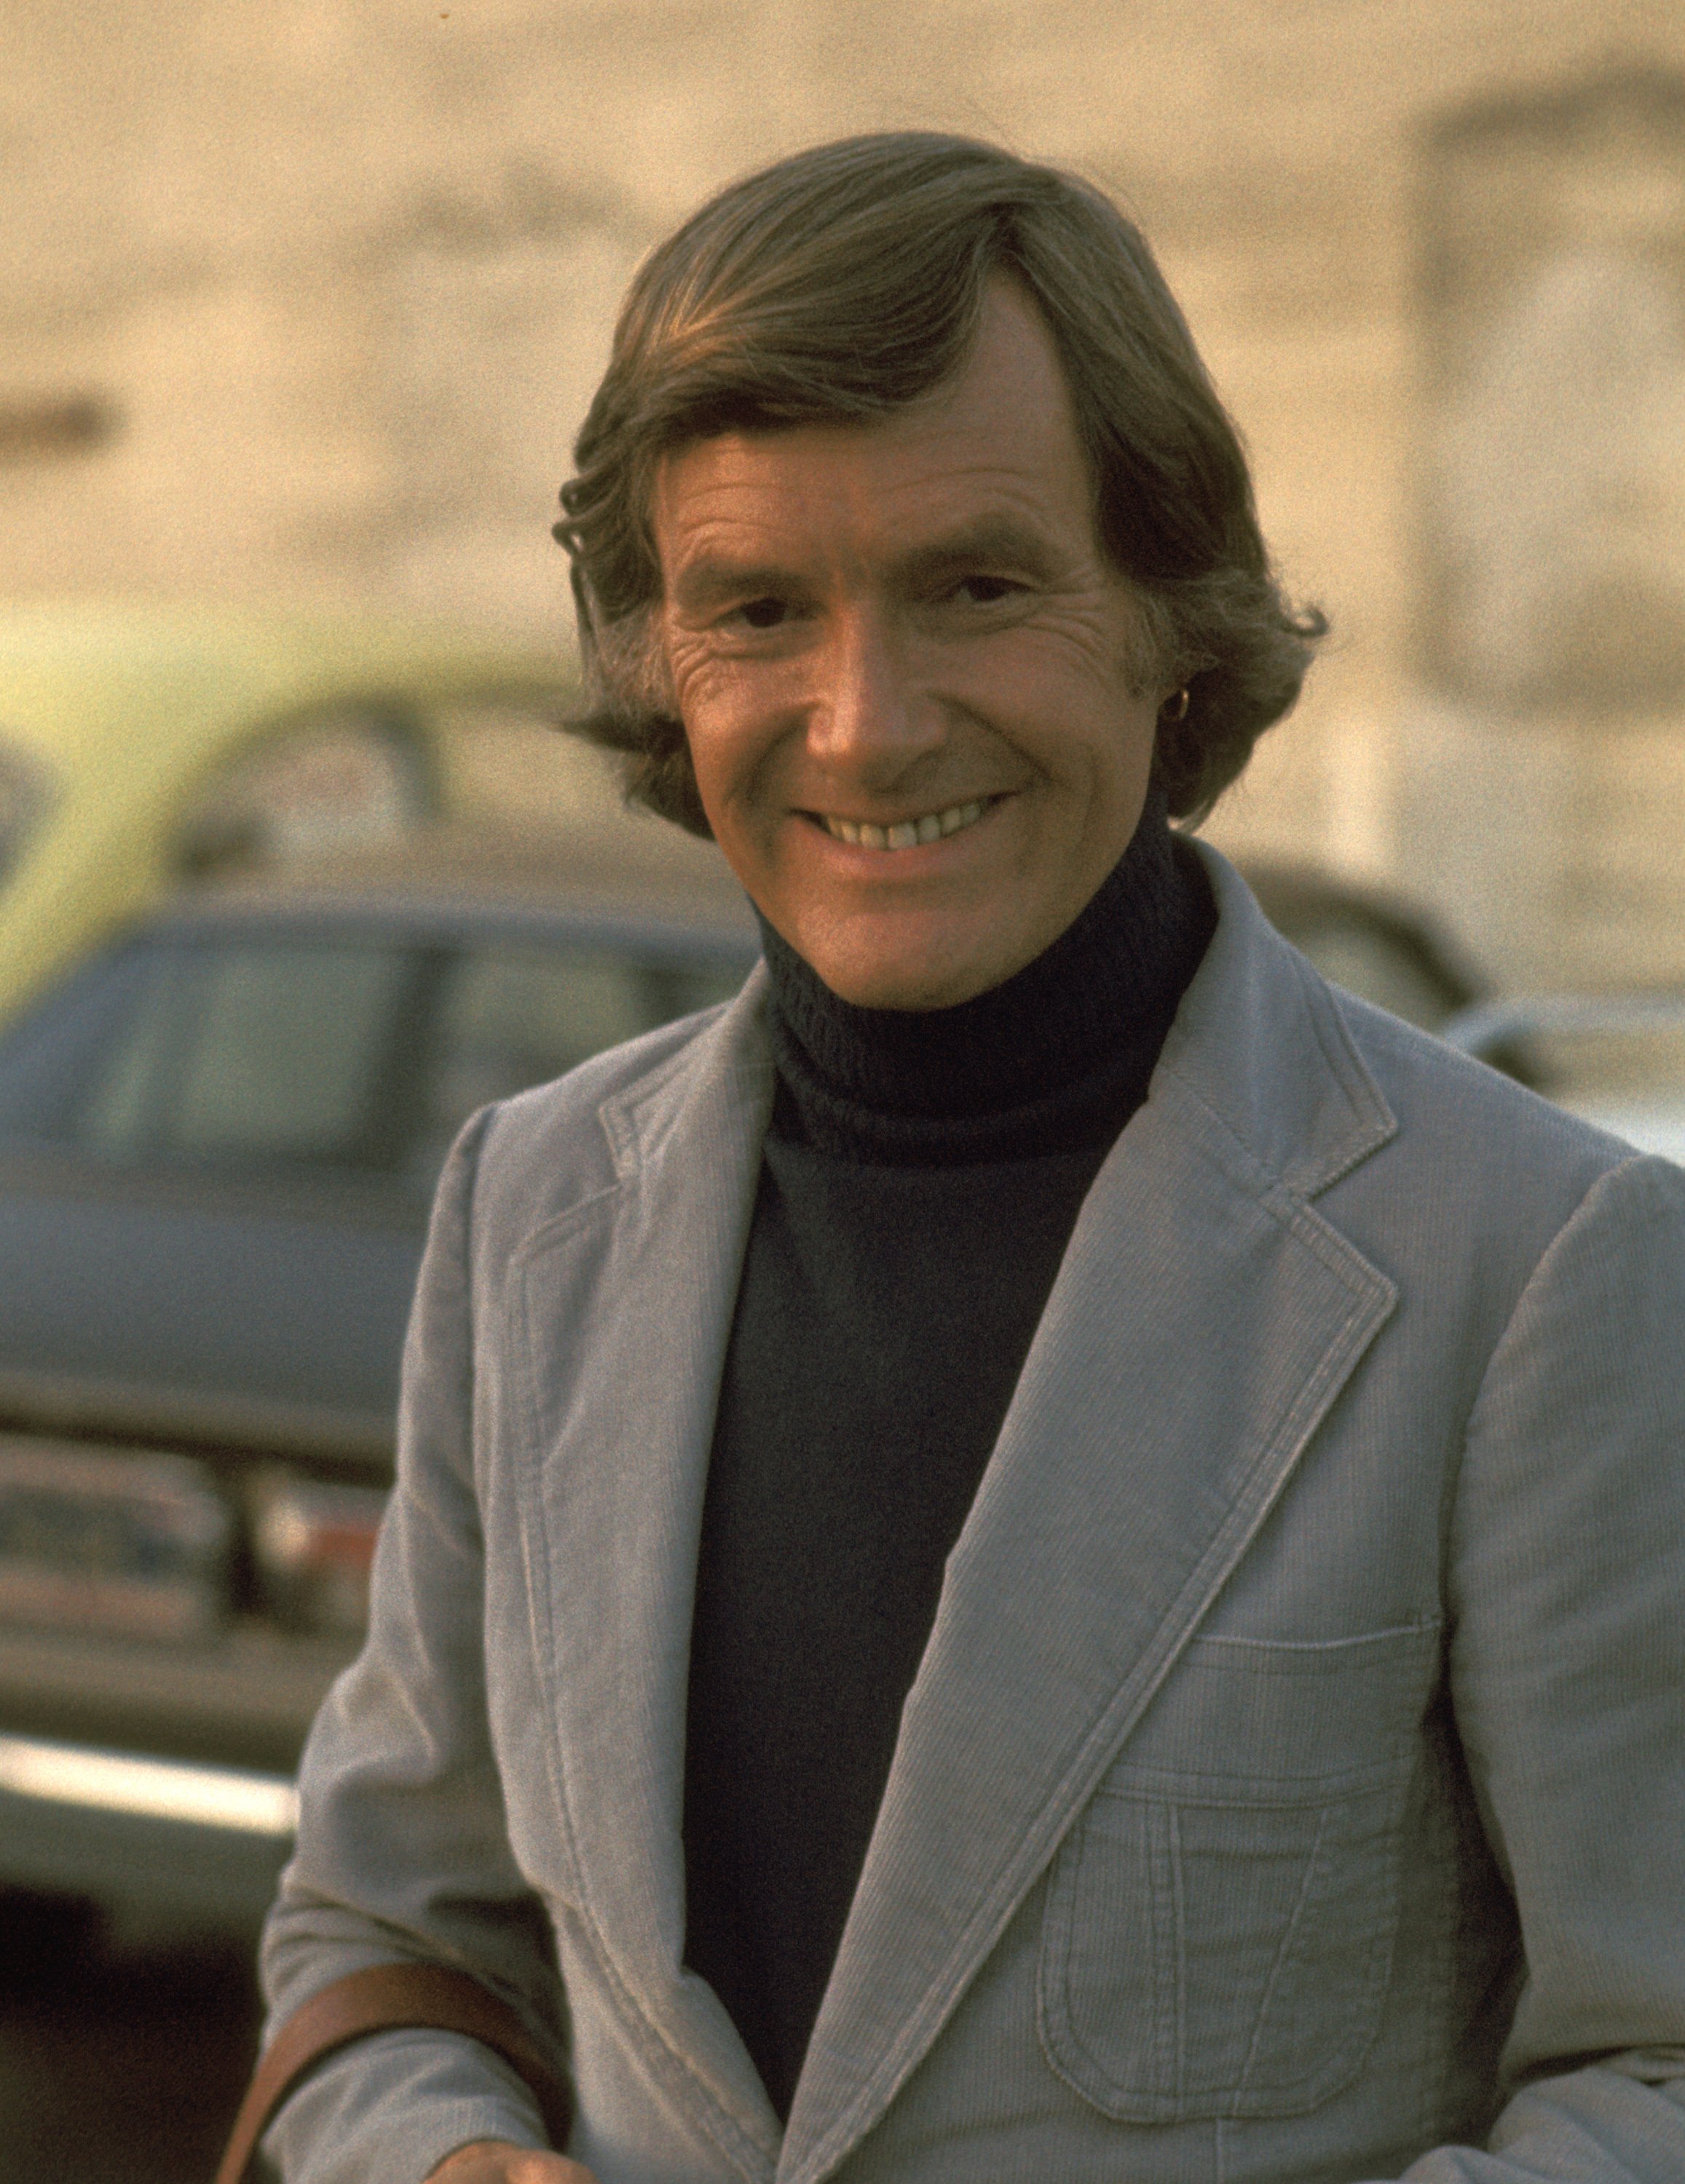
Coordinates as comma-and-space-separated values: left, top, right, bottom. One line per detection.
646, 279, 1101, 588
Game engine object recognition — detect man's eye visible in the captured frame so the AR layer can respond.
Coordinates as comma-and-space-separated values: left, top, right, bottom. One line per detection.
957, 574, 1018, 605
736, 597, 788, 630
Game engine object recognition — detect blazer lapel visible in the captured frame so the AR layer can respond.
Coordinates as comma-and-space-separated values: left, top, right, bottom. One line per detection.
513, 978, 784, 2175
778, 852, 1400, 2184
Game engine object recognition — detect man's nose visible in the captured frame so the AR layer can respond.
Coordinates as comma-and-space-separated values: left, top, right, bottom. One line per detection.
806, 607, 943, 773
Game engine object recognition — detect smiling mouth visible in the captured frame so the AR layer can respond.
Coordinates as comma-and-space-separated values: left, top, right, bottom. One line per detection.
816, 798, 995, 851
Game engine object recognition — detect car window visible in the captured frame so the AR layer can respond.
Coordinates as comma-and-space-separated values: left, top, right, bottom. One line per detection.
0, 948, 142, 1142
0, 937, 417, 1174
0, 924, 752, 1188
88, 942, 414, 1166
427, 697, 737, 894
174, 711, 433, 882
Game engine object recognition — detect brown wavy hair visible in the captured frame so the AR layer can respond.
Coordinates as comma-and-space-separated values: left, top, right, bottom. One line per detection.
553, 132, 1325, 832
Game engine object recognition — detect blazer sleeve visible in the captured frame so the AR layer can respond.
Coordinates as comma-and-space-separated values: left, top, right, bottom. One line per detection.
1393, 1152, 1685, 2180
259, 1107, 564, 2184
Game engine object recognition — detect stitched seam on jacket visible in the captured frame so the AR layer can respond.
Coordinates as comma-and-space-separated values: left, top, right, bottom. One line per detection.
1150, 1067, 1400, 1318
1153, 938, 1395, 1204
1285, 956, 1397, 1196
604, 1054, 775, 1183
1236, 1801, 1329, 2108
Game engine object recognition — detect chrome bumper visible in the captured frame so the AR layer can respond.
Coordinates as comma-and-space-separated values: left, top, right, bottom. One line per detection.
0, 1731, 296, 1925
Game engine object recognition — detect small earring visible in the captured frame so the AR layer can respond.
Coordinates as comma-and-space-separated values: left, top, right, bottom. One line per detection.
1164, 687, 1190, 722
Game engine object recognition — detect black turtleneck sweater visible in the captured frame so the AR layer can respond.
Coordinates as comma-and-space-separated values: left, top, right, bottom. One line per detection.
681, 796, 1215, 2119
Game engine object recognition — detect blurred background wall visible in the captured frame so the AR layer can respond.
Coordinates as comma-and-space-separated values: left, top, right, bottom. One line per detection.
5, 0, 1684, 991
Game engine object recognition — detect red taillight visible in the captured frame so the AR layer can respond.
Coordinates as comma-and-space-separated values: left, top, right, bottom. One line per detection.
250, 1473, 387, 1637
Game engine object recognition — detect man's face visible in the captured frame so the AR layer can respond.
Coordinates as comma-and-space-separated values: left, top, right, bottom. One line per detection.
652, 279, 1168, 1010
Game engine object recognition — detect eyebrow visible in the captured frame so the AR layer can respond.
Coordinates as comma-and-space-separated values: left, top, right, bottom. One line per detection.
668, 558, 802, 614
668, 513, 1065, 614
891, 515, 1064, 588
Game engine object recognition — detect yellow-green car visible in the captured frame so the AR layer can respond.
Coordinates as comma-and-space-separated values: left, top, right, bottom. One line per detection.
0, 601, 597, 1024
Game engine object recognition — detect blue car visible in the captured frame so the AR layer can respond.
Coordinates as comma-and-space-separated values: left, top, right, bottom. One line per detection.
0, 833, 757, 1927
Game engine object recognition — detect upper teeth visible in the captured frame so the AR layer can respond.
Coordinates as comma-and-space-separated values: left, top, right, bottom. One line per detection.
821, 799, 989, 850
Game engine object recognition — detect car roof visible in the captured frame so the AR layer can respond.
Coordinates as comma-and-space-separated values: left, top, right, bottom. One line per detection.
0, 600, 572, 773
132, 826, 762, 955
1441, 989, 1685, 1055
1242, 858, 1487, 1013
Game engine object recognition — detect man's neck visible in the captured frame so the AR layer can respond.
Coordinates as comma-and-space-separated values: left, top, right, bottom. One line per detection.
755, 789, 1216, 1164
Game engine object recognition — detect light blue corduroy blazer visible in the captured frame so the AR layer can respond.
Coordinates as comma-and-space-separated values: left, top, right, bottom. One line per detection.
263, 847, 1685, 2184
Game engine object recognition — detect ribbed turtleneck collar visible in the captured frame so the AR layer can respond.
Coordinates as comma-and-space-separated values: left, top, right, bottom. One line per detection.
757, 791, 1215, 1166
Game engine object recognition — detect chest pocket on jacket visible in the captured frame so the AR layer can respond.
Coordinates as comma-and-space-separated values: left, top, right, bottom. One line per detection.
1037, 1621, 1440, 2125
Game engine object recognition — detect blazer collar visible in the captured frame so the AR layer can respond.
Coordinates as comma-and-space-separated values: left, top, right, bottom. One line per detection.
1162, 843, 1397, 1200
516, 847, 1400, 2183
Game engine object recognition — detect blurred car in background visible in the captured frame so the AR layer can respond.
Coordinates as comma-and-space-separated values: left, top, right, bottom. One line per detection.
0, 832, 757, 1926
0, 601, 585, 1024
1443, 992, 1685, 1166
1243, 862, 1488, 1032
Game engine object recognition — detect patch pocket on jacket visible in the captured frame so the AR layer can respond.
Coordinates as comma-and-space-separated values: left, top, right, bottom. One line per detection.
1037, 1623, 1437, 2124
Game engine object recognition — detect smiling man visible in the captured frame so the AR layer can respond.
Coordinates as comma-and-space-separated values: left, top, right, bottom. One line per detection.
251, 137, 1685, 2184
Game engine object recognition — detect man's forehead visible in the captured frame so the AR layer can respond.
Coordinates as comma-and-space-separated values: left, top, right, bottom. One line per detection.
653, 452, 1084, 607
653, 280, 1089, 529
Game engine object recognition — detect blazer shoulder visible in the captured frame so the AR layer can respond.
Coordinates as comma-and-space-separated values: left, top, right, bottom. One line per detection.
1177, 847, 1638, 1223
1326, 980, 1641, 1208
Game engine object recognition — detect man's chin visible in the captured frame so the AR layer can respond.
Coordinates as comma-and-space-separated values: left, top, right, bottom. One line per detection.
794, 924, 1030, 1013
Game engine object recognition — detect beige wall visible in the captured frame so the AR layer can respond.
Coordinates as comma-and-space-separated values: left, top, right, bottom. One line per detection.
7, 0, 1685, 986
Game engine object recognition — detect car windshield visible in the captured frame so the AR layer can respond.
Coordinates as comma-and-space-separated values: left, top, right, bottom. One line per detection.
0, 924, 747, 1187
